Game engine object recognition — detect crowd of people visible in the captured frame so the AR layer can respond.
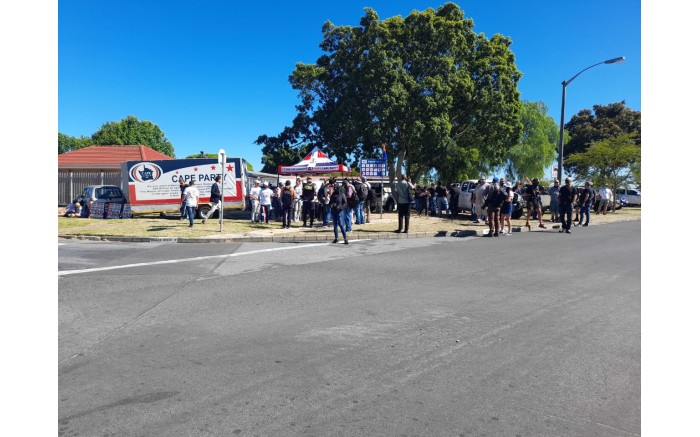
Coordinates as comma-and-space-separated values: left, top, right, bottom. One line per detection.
178, 174, 616, 237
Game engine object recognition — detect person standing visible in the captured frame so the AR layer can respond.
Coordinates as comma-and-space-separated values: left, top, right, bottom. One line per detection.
293, 177, 303, 222
449, 183, 460, 219
428, 183, 436, 216
259, 181, 274, 224
418, 185, 430, 217
558, 177, 577, 234
549, 179, 560, 222
301, 176, 316, 227
342, 179, 356, 232
395, 174, 413, 233
473, 178, 488, 223
597, 184, 612, 214
524, 178, 547, 230
499, 181, 514, 235
484, 177, 506, 237
181, 180, 200, 228
280, 179, 295, 229
575, 181, 596, 227
316, 178, 330, 228
435, 181, 449, 218
202, 175, 222, 224
327, 180, 348, 244
178, 177, 188, 220
249, 180, 262, 223
361, 177, 373, 223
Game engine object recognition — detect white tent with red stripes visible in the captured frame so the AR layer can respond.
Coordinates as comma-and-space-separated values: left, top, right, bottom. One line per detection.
277, 147, 350, 175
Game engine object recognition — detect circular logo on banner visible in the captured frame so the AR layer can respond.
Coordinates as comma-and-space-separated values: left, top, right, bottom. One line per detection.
129, 163, 163, 182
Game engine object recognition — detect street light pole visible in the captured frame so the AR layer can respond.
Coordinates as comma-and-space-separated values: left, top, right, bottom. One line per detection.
556, 56, 625, 183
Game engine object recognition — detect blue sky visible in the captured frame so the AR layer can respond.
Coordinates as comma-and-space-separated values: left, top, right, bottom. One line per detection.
58, 0, 640, 172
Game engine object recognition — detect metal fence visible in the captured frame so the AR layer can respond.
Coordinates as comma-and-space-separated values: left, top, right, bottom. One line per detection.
58, 170, 121, 206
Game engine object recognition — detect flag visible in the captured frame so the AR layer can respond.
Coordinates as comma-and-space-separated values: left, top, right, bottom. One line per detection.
382, 144, 387, 162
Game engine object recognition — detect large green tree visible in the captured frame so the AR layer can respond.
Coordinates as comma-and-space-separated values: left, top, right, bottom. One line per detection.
90, 115, 175, 157
504, 101, 559, 181
563, 101, 641, 177
259, 3, 522, 188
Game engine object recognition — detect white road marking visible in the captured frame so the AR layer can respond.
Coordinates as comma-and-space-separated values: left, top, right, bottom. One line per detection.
58, 242, 331, 276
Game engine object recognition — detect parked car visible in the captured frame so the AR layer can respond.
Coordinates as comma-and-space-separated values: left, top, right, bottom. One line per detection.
77, 185, 129, 218
616, 187, 641, 207
369, 182, 397, 212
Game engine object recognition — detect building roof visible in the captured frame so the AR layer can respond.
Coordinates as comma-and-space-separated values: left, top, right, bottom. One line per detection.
58, 145, 174, 169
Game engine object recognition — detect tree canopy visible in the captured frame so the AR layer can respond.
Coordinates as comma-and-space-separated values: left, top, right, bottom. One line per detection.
59, 115, 175, 157
567, 132, 640, 191
257, 2, 522, 184
504, 101, 559, 181
563, 101, 640, 177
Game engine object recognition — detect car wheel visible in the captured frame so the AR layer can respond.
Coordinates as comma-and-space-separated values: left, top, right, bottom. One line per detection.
511, 209, 522, 220
385, 199, 395, 212
197, 205, 211, 219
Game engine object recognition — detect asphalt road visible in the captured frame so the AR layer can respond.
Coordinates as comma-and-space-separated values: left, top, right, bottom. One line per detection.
58, 221, 641, 436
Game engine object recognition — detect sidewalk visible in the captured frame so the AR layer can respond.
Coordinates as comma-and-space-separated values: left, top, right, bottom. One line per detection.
59, 209, 641, 243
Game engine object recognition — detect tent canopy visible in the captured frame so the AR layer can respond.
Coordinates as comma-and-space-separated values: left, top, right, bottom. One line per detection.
277, 147, 349, 175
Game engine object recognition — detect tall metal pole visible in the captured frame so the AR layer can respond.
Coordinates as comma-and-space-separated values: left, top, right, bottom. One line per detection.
557, 81, 567, 184
556, 57, 625, 183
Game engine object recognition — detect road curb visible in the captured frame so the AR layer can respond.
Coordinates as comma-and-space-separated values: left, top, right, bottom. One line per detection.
58, 217, 639, 243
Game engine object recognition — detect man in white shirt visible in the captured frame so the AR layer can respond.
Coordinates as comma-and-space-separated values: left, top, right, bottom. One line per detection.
259, 181, 274, 224
249, 180, 262, 222
597, 184, 613, 215
293, 177, 303, 222
181, 180, 200, 227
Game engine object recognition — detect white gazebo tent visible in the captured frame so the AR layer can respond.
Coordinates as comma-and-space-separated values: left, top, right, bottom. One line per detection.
277, 147, 350, 175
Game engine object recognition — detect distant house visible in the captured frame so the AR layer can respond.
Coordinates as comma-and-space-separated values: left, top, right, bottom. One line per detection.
58, 145, 173, 205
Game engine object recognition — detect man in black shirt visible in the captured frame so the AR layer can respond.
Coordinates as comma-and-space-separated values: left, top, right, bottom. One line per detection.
301, 176, 316, 227
558, 177, 577, 233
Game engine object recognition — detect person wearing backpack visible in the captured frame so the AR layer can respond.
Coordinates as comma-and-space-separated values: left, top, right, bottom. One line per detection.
280, 180, 295, 229
353, 177, 369, 225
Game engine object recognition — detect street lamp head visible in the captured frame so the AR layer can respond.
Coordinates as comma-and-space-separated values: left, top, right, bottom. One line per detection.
605, 56, 625, 64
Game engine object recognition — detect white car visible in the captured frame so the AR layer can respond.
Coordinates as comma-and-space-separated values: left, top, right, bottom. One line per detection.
616, 188, 641, 206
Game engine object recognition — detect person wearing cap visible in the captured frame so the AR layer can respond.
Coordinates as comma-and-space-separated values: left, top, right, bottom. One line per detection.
499, 181, 514, 235
280, 179, 295, 228
558, 177, 577, 233
293, 177, 303, 222
181, 180, 200, 228
524, 177, 547, 230
249, 180, 262, 223
259, 181, 274, 224
301, 176, 316, 227
202, 175, 222, 224
327, 181, 349, 244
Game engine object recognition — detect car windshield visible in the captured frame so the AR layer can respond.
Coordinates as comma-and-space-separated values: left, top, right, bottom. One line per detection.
95, 187, 121, 200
